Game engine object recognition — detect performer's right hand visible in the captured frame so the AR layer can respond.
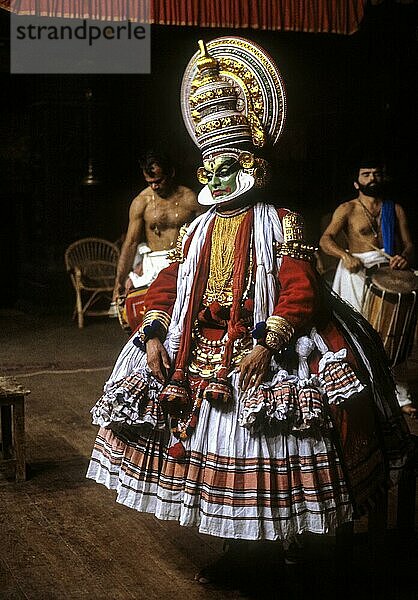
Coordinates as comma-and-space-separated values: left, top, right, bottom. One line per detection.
146, 338, 171, 383
342, 253, 363, 273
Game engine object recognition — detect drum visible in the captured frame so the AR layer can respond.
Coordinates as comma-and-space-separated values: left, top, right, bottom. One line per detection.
362, 267, 418, 367
116, 285, 148, 333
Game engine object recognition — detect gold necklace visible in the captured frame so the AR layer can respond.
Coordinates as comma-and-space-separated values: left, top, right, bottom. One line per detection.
358, 199, 381, 239
204, 212, 246, 306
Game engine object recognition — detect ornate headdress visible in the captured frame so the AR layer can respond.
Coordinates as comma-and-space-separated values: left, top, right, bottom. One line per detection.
181, 37, 287, 204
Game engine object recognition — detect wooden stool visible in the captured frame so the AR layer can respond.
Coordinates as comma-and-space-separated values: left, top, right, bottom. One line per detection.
0, 376, 30, 482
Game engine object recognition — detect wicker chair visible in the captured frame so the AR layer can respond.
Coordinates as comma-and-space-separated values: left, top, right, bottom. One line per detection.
64, 238, 120, 328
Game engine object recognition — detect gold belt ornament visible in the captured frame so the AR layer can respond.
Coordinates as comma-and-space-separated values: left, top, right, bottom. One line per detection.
189, 326, 252, 378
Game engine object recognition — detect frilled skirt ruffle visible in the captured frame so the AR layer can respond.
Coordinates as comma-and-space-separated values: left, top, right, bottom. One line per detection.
87, 369, 353, 542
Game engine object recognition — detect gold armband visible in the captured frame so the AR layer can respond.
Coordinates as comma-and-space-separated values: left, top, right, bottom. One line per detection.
277, 240, 318, 262
167, 224, 189, 264
265, 315, 294, 350
277, 212, 317, 261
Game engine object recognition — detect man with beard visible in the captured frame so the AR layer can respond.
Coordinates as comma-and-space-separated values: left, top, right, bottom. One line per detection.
320, 158, 415, 416
112, 150, 201, 303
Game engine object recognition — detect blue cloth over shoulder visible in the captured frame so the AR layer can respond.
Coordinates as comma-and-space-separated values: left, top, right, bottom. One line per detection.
381, 200, 395, 255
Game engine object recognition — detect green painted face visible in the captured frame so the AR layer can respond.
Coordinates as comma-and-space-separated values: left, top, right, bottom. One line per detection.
203, 156, 240, 200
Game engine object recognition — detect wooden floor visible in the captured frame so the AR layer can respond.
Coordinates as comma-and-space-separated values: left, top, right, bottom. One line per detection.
0, 313, 417, 600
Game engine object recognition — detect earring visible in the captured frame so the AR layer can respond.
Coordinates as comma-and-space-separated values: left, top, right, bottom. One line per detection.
238, 151, 255, 169
238, 155, 269, 188
197, 166, 209, 184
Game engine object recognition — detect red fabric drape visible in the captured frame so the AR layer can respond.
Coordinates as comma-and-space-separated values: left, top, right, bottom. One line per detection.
2, 0, 366, 34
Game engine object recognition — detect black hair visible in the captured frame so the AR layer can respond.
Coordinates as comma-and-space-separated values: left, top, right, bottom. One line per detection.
138, 149, 174, 177
352, 154, 385, 182
358, 156, 385, 170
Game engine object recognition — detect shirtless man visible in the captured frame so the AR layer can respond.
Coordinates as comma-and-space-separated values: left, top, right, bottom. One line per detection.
320, 158, 416, 417
113, 150, 202, 301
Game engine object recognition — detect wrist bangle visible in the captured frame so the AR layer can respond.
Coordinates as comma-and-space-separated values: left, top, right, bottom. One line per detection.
141, 310, 171, 334
134, 319, 165, 351
134, 310, 171, 350
264, 316, 294, 351
143, 319, 164, 342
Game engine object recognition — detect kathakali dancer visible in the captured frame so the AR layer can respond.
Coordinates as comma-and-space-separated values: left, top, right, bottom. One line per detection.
87, 37, 409, 575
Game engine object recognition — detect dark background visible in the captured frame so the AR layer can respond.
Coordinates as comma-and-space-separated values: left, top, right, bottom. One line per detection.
1, 2, 417, 313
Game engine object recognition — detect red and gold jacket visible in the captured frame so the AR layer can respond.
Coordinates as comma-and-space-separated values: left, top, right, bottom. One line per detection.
137, 205, 408, 514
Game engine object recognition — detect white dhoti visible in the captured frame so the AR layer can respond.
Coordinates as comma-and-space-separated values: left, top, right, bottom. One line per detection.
332, 250, 387, 312
128, 244, 170, 288
109, 245, 170, 320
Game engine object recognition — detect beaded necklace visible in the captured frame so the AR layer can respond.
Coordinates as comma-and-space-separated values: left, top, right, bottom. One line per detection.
358, 198, 381, 239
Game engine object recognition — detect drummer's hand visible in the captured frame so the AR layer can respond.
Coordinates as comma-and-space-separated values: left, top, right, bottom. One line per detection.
146, 338, 171, 383
401, 404, 417, 419
389, 254, 408, 270
124, 276, 134, 296
112, 283, 124, 303
342, 253, 363, 273
238, 345, 273, 391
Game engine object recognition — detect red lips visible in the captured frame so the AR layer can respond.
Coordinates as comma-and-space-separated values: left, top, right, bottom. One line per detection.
212, 186, 231, 197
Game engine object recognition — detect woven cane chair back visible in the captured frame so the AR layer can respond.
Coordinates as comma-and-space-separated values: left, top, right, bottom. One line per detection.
64, 238, 120, 327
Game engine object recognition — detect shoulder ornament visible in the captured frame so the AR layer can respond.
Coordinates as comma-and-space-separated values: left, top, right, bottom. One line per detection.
167, 223, 189, 263
276, 211, 317, 262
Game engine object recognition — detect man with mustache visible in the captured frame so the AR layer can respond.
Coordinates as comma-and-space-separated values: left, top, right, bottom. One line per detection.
320, 161, 413, 289
320, 158, 415, 416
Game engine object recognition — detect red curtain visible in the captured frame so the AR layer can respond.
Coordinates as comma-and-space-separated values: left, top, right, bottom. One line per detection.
2, 0, 366, 34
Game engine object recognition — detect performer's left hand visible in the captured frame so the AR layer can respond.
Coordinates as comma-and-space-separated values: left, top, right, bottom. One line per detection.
238, 345, 273, 391
389, 254, 408, 270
